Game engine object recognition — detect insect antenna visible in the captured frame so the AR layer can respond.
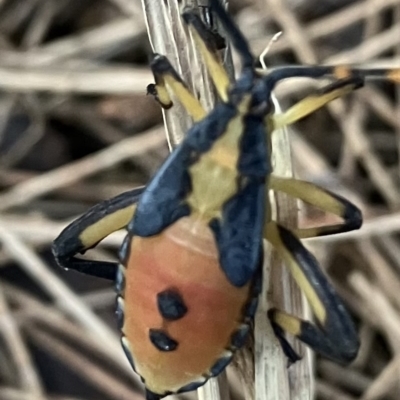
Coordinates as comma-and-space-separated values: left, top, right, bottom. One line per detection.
265, 65, 400, 88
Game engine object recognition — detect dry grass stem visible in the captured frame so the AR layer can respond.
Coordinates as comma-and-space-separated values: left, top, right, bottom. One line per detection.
361, 355, 400, 400
1, 18, 145, 67
253, 0, 400, 56
0, 127, 164, 211
0, 288, 44, 396
28, 326, 144, 400
1, 0, 399, 399
0, 66, 152, 94
348, 272, 400, 351
0, 226, 134, 373
254, 93, 312, 400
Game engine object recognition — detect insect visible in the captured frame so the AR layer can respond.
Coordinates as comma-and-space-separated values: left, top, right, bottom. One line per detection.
52, 1, 400, 399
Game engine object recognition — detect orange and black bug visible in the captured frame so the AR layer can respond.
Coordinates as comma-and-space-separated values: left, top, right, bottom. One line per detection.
52, 1, 400, 399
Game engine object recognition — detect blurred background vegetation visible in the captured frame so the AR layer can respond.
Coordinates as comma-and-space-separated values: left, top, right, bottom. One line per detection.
0, 0, 400, 399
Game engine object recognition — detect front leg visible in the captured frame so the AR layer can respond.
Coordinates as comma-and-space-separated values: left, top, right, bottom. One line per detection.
147, 55, 206, 122
52, 187, 144, 280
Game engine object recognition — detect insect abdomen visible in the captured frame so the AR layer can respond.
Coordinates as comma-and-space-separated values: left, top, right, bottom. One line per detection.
121, 216, 252, 396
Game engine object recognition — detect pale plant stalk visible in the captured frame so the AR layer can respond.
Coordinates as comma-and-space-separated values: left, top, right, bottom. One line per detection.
254, 96, 314, 400
252, 48, 313, 400
141, 1, 313, 400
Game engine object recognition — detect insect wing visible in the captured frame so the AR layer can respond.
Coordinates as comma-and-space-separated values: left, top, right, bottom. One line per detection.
130, 146, 192, 237
211, 115, 270, 287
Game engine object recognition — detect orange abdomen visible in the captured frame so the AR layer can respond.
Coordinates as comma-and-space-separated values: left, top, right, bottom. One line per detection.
122, 217, 252, 395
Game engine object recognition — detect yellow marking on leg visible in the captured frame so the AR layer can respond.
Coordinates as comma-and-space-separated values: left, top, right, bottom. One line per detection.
265, 222, 327, 324
273, 310, 302, 336
150, 57, 206, 121
269, 175, 360, 239
151, 82, 173, 109
293, 227, 324, 239
270, 176, 345, 217
163, 75, 206, 121
189, 27, 230, 102
272, 84, 357, 129
79, 204, 137, 249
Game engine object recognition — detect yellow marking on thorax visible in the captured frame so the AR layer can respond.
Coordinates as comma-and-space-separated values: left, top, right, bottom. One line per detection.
186, 97, 251, 222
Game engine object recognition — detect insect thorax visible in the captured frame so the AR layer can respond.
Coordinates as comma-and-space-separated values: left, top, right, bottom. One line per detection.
186, 95, 268, 223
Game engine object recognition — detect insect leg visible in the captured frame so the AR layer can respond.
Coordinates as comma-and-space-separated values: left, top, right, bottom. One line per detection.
208, 0, 254, 69
52, 187, 144, 280
265, 221, 359, 364
182, 9, 230, 102
147, 55, 206, 121
271, 78, 363, 130
269, 176, 362, 238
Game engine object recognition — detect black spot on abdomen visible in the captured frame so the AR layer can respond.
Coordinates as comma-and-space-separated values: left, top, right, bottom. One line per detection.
149, 328, 178, 352
157, 289, 188, 320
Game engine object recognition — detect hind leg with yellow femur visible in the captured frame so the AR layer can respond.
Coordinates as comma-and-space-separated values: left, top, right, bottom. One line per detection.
266, 76, 364, 239
265, 221, 359, 364
52, 186, 144, 280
